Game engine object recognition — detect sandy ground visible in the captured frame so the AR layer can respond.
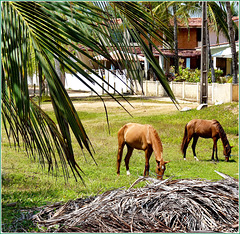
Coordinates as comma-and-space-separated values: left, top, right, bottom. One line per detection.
41, 94, 200, 115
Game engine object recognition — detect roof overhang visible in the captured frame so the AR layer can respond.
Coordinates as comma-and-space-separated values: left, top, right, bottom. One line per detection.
160, 49, 201, 58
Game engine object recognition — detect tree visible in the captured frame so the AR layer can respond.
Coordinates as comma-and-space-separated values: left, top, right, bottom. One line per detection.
226, 1, 238, 84
207, 2, 230, 83
152, 2, 200, 74
173, 4, 179, 75
152, 1, 238, 84
206, 24, 216, 83
1, 2, 177, 182
200, 2, 238, 83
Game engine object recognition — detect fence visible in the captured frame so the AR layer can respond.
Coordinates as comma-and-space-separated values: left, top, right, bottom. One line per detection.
232, 84, 239, 102
136, 81, 238, 104
28, 70, 238, 104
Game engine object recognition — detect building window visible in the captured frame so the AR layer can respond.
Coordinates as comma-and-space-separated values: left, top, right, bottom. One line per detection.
186, 58, 191, 68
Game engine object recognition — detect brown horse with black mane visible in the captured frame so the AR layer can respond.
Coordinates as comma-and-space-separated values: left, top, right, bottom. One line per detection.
181, 119, 232, 162
117, 123, 169, 179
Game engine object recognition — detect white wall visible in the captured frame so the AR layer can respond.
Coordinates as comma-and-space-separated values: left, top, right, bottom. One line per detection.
64, 70, 129, 95
28, 73, 236, 104
28, 70, 130, 95
142, 81, 235, 104
211, 83, 232, 103
209, 30, 228, 45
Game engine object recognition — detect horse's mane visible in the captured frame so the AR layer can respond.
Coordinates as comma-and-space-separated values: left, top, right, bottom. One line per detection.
149, 126, 163, 161
212, 120, 229, 145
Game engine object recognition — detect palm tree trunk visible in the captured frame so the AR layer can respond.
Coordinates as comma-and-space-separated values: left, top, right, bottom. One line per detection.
173, 4, 179, 74
207, 25, 216, 83
226, 2, 238, 84
147, 40, 154, 81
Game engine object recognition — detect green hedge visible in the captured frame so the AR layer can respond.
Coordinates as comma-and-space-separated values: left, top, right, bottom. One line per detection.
171, 66, 232, 83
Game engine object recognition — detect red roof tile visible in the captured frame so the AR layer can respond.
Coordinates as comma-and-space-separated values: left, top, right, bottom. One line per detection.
169, 18, 202, 28
173, 16, 238, 28
160, 49, 201, 57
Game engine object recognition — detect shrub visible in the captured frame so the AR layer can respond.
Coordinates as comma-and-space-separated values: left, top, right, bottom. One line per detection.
173, 66, 201, 83
172, 66, 225, 83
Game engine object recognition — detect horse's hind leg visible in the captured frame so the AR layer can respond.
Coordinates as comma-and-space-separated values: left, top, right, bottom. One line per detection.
192, 135, 199, 161
124, 145, 133, 176
117, 142, 125, 176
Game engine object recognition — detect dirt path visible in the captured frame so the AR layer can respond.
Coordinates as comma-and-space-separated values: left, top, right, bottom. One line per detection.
41, 96, 199, 115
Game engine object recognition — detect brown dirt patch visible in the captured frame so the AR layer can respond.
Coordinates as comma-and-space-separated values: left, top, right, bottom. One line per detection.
41, 97, 199, 115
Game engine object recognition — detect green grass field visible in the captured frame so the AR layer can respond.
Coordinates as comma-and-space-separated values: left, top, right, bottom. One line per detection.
1, 98, 239, 232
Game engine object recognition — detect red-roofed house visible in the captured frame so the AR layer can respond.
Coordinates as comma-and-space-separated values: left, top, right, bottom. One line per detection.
158, 17, 238, 76
76, 16, 238, 79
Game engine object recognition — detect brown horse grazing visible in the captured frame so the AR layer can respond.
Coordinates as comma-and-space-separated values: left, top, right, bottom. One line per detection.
117, 123, 169, 179
181, 119, 232, 162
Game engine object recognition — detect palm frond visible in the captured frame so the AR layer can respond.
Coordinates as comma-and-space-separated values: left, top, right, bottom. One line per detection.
207, 2, 230, 42
2, 1, 177, 181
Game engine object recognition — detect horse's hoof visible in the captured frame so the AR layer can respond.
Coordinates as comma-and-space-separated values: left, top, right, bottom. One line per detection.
184, 158, 186, 161
194, 157, 199, 161
126, 170, 130, 176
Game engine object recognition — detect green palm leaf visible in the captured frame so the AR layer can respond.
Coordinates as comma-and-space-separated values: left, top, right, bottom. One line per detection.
2, 2, 177, 181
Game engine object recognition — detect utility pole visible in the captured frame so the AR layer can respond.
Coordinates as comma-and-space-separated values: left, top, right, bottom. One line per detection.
200, 1, 208, 104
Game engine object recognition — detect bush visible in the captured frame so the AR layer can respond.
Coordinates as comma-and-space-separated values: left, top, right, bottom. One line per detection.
173, 66, 201, 83
172, 66, 225, 83
211, 69, 223, 82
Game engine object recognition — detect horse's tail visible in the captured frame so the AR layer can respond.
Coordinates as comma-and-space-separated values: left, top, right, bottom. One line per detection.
181, 124, 188, 155
117, 125, 127, 146
117, 125, 128, 175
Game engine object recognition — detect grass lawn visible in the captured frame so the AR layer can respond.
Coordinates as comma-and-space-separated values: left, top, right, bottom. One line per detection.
1, 97, 239, 232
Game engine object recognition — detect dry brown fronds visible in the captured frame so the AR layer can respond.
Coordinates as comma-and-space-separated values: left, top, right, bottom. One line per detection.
32, 172, 238, 233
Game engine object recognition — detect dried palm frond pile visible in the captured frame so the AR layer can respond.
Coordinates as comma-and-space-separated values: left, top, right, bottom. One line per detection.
32, 171, 238, 233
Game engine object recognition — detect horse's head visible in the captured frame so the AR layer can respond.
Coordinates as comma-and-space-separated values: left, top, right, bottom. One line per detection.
156, 160, 170, 180
224, 145, 233, 162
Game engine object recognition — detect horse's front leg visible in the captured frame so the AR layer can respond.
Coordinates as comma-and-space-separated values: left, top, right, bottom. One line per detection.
192, 135, 199, 161
144, 147, 153, 177
215, 142, 218, 162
